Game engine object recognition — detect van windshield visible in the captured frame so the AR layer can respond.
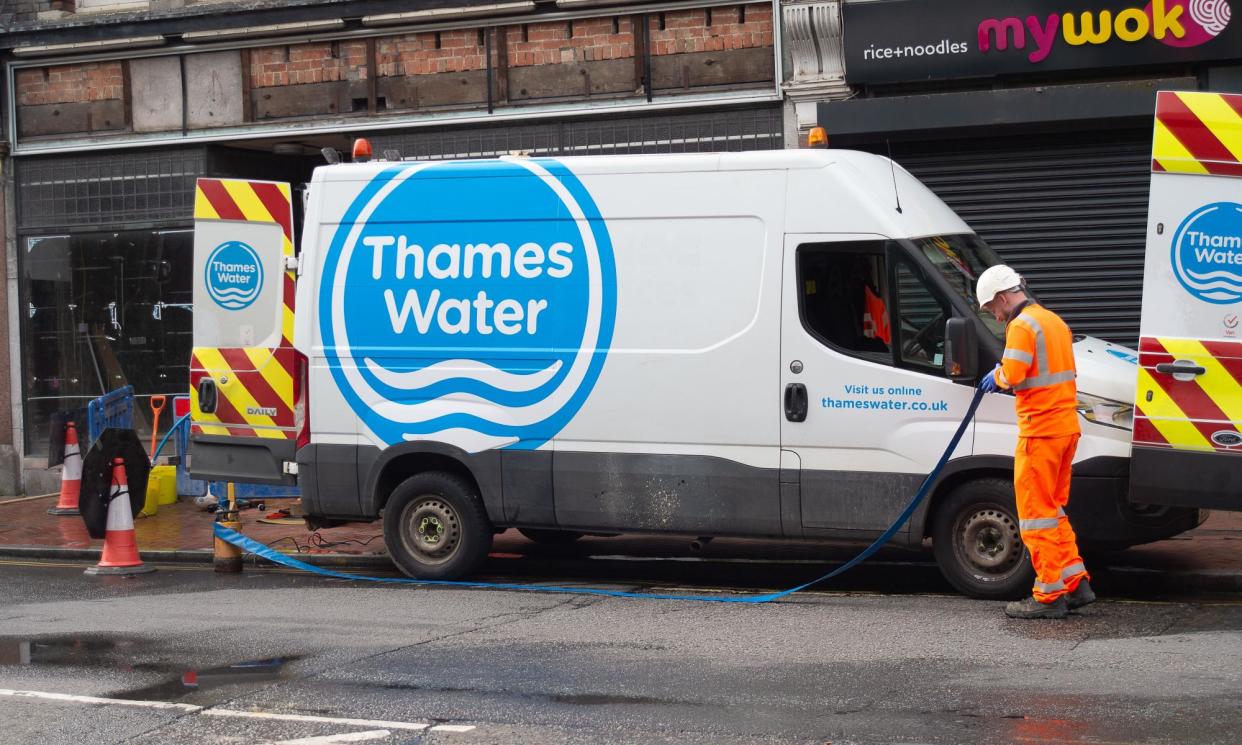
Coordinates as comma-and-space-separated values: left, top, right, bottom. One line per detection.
912, 234, 1007, 343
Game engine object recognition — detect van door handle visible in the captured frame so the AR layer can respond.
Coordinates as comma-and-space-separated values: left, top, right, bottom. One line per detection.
784, 383, 808, 423
197, 377, 218, 414
1155, 361, 1207, 377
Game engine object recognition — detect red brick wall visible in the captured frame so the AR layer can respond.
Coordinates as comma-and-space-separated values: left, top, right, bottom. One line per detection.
651, 3, 774, 55
15, 61, 124, 106
507, 17, 636, 68
376, 30, 487, 76
250, 41, 369, 88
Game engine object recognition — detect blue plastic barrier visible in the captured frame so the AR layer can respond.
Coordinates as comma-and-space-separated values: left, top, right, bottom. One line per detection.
169, 398, 207, 497
87, 386, 134, 445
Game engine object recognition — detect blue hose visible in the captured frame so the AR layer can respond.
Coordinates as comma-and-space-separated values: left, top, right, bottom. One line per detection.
152, 413, 192, 462
214, 388, 987, 603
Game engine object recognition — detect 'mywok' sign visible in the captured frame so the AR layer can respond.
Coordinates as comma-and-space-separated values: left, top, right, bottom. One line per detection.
843, 0, 1240, 85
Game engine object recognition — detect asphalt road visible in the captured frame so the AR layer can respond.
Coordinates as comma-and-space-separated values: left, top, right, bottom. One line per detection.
1, 558, 1240, 745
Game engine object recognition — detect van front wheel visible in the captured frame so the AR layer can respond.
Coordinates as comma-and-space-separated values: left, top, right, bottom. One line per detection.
932, 478, 1034, 599
383, 472, 493, 580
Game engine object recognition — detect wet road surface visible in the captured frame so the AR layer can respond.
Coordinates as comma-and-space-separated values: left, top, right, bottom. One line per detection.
1, 553, 1240, 744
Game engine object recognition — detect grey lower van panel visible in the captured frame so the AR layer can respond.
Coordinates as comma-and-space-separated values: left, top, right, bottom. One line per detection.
552, 451, 783, 536
297, 444, 364, 519
800, 470, 925, 532
189, 434, 296, 486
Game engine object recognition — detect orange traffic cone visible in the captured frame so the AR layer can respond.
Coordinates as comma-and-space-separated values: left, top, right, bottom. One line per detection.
85, 457, 155, 576
48, 421, 82, 516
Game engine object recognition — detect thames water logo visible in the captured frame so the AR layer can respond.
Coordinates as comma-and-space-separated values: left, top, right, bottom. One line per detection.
205, 241, 264, 310
1171, 202, 1242, 304
319, 159, 617, 452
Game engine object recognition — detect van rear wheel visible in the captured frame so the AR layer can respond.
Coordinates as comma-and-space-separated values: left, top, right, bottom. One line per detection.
932, 478, 1034, 599
383, 472, 493, 580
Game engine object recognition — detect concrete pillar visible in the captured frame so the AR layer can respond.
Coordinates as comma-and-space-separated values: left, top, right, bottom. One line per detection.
0, 141, 20, 495
779, 0, 853, 147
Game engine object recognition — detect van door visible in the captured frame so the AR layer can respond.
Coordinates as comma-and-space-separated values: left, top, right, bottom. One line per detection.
189, 178, 299, 485
780, 234, 975, 535
1130, 91, 1242, 511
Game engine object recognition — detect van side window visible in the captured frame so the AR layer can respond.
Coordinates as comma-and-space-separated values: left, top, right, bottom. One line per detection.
797, 243, 890, 360
894, 262, 951, 373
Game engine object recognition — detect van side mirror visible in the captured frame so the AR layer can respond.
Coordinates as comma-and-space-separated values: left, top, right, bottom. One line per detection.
944, 317, 978, 381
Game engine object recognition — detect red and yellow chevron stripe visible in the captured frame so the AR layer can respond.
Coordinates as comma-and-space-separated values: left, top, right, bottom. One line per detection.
192, 178, 297, 440
1152, 91, 1242, 178
1134, 336, 1242, 455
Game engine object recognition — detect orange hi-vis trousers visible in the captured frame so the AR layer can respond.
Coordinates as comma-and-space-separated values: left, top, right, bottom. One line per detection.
1015, 434, 1089, 603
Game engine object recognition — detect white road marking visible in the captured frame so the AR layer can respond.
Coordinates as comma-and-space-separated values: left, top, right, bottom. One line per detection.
202, 709, 427, 731
1, 688, 476, 734
265, 730, 391, 744
0, 688, 201, 711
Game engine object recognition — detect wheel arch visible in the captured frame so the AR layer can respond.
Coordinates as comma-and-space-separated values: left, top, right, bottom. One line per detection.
919, 455, 1014, 540
363, 441, 503, 518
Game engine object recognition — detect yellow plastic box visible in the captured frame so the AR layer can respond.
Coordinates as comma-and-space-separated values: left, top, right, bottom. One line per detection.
147, 465, 179, 507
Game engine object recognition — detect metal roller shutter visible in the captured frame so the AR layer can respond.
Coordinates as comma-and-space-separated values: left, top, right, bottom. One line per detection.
881, 129, 1152, 346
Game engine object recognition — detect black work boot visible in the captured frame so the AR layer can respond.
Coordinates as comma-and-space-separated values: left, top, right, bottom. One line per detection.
1067, 579, 1096, 610
1004, 595, 1068, 619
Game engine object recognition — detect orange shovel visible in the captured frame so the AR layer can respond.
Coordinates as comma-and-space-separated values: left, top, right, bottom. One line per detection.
149, 395, 167, 462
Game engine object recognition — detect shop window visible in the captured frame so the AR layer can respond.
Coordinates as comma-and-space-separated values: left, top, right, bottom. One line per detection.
22, 229, 193, 455
798, 243, 891, 362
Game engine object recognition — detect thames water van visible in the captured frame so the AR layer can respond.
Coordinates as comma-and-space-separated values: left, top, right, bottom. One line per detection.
189, 149, 1200, 598
1130, 90, 1242, 512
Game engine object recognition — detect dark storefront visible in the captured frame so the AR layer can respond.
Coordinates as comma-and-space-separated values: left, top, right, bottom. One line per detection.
14, 147, 312, 455
824, 0, 1242, 346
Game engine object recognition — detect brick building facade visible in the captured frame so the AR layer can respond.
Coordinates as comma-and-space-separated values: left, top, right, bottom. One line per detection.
0, 0, 815, 492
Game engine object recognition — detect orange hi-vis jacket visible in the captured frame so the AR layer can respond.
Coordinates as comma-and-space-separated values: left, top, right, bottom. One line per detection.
992, 302, 1080, 438
863, 285, 892, 345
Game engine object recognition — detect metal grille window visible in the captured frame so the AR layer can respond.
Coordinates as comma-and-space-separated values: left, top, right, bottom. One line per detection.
16, 149, 205, 231
21, 229, 194, 455
372, 106, 784, 160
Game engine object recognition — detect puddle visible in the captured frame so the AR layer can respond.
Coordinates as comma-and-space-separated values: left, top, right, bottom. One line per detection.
112, 657, 296, 701
0, 635, 167, 673
0, 634, 297, 702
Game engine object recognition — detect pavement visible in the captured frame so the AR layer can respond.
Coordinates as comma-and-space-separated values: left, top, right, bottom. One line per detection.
1, 491, 1240, 597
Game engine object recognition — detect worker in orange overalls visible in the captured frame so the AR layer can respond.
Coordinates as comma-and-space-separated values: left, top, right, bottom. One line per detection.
976, 265, 1095, 619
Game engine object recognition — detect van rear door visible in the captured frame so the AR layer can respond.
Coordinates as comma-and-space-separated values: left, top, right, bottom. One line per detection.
189, 178, 299, 485
1130, 91, 1242, 511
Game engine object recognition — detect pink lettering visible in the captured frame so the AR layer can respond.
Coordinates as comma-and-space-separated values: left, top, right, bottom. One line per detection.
1025, 13, 1061, 63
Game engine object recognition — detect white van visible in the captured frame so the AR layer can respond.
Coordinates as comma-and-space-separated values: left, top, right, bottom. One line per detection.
189, 149, 1201, 598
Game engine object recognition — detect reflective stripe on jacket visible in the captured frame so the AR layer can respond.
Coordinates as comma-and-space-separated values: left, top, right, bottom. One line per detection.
992, 303, 1080, 437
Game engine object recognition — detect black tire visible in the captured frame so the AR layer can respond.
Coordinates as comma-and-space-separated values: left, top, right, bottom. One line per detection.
383, 471, 493, 580
932, 478, 1035, 599
518, 528, 584, 545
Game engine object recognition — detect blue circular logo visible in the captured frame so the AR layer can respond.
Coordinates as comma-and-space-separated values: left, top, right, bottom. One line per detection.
1171, 202, 1242, 305
319, 159, 617, 451
205, 241, 264, 310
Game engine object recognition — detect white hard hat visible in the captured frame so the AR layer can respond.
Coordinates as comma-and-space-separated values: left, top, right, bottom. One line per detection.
976, 265, 1023, 308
